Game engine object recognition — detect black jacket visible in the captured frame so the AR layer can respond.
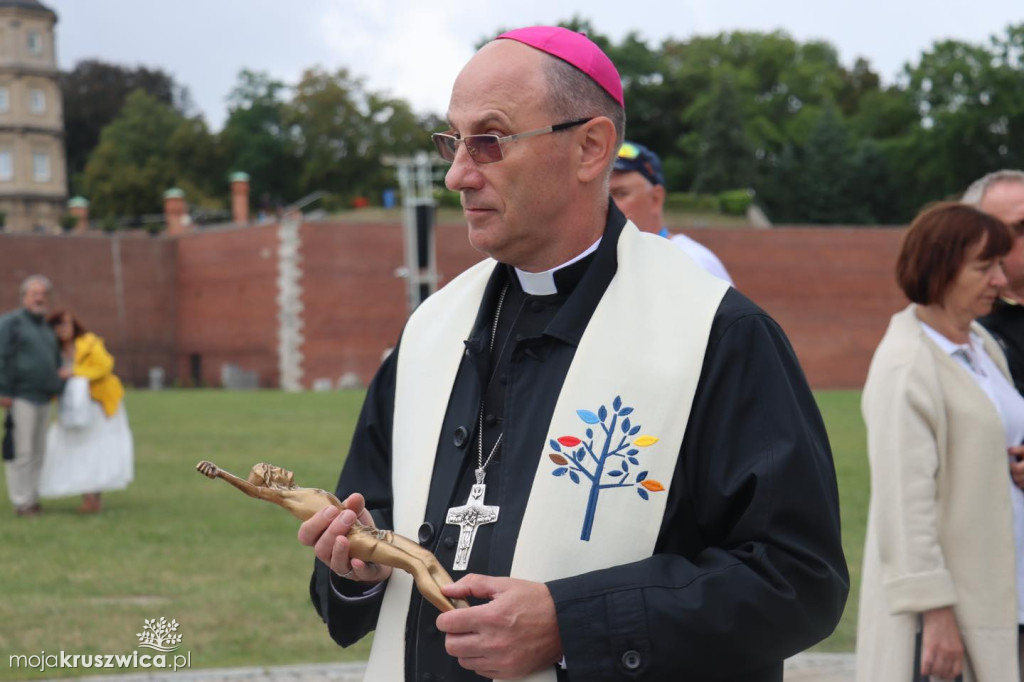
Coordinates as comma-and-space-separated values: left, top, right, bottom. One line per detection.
980, 297, 1024, 395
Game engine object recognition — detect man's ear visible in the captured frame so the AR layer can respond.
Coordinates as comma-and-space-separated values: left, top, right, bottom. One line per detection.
651, 183, 666, 210
576, 117, 617, 184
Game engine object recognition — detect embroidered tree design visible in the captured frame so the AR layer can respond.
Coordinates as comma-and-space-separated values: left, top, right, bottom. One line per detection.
136, 617, 182, 651
548, 395, 665, 541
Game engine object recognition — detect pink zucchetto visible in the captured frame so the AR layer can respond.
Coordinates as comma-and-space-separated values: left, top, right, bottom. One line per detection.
496, 26, 624, 108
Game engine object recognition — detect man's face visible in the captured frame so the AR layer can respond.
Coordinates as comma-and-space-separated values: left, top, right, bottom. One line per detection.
979, 181, 1024, 294
443, 41, 579, 271
21, 280, 49, 316
609, 171, 664, 233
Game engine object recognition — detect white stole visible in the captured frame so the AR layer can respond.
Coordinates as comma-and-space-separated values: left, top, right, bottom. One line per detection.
366, 222, 729, 681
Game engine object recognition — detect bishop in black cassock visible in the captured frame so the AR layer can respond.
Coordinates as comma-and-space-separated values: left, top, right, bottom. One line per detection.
300, 25, 848, 682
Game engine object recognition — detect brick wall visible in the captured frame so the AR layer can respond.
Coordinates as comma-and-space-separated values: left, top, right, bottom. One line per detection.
0, 231, 177, 386
690, 227, 907, 388
0, 222, 909, 391
174, 224, 280, 387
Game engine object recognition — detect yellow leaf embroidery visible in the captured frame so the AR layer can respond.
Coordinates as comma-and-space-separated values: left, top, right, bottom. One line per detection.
633, 435, 659, 447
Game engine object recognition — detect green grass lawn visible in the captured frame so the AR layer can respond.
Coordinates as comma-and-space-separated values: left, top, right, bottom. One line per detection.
0, 389, 867, 678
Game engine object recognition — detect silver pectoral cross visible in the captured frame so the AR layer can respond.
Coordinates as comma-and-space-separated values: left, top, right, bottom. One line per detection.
445, 470, 500, 571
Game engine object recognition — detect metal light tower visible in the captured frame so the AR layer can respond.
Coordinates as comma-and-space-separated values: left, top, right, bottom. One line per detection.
392, 151, 440, 315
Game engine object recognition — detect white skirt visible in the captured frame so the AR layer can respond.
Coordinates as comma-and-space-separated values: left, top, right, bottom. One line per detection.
39, 400, 134, 498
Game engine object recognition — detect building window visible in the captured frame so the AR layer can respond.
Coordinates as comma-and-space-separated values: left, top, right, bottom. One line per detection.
0, 151, 13, 181
0, 87, 9, 112
29, 89, 44, 114
27, 30, 41, 55
32, 152, 49, 182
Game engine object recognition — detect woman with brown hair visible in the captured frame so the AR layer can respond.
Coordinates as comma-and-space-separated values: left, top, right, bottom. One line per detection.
38, 310, 133, 513
856, 202, 1024, 681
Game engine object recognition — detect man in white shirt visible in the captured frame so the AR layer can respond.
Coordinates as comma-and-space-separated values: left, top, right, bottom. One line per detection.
609, 141, 733, 284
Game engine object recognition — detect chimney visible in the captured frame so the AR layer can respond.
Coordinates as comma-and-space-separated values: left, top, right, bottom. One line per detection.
163, 188, 190, 235
230, 171, 250, 225
68, 196, 89, 232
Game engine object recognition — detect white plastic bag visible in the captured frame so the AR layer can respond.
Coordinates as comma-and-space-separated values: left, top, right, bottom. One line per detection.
59, 376, 93, 428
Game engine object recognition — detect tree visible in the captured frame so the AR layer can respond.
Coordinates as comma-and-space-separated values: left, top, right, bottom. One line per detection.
689, 72, 753, 193
60, 60, 192, 194
82, 91, 220, 220
546, 395, 665, 541
220, 70, 300, 208
287, 67, 433, 206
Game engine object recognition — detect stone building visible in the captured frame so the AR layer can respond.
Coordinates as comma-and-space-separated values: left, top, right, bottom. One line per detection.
0, 0, 65, 233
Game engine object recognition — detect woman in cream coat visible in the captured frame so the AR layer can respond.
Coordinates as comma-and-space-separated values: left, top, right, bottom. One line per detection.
857, 202, 1024, 681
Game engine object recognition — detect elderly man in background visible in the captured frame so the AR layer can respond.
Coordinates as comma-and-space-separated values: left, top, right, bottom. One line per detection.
609, 140, 733, 283
0, 274, 64, 517
967, 170, 1024, 393
300, 26, 846, 681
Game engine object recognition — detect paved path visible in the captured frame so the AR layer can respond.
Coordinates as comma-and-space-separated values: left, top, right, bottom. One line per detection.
35, 653, 855, 681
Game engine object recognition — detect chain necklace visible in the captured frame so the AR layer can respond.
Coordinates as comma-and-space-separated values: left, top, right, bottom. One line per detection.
445, 282, 508, 571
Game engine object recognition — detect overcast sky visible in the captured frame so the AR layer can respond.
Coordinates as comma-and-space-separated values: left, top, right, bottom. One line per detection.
45, 0, 1023, 132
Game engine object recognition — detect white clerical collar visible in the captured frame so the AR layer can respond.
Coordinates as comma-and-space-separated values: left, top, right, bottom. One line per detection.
514, 239, 601, 295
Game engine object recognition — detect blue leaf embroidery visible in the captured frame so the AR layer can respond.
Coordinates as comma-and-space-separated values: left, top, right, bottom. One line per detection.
637, 488, 649, 500
553, 468, 568, 477
550, 439, 562, 452
577, 410, 601, 424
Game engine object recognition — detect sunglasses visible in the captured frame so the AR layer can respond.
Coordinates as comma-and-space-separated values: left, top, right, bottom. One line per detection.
617, 142, 642, 160
432, 117, 592, 164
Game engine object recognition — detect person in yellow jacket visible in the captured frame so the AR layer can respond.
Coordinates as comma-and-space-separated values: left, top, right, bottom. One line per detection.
38, 310, 133, 513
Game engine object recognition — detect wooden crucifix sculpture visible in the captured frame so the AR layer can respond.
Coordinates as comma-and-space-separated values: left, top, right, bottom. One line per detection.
195, 460, 468, 613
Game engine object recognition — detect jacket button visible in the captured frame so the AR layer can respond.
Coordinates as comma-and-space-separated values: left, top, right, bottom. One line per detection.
453, 426, 469, 448
621, 650, 642, 670
417, 522, 434, 545
484, 413, 496, 426
444, 536, 456, 549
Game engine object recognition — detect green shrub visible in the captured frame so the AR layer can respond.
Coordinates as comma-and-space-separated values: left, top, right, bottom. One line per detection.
717, 189, 754, 215
664, 192, 719, 213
